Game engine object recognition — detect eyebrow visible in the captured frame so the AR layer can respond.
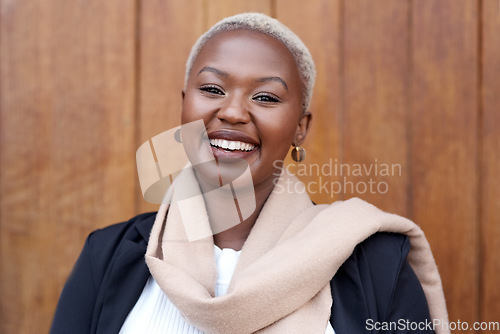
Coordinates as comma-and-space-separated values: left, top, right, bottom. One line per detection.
197, 66, 288, 91
197, 66, 228, 77
256, 76, 288, 91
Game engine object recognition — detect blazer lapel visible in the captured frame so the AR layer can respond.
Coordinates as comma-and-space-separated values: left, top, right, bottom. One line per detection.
95, 216, 154, 334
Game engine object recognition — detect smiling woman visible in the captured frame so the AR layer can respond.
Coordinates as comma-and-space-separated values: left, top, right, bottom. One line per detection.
181, 29, 310, 251
50, 13, 449, 334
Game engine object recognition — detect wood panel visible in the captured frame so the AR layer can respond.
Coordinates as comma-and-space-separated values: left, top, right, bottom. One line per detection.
137, 0, 204, 213
411, 0, 479, 324
275, 0, 343, 205
1, 0, 498, 333
0, 0, 137, 333
342, 0, 410, 216
480, 0, 500, 327
205, 0, 272, 29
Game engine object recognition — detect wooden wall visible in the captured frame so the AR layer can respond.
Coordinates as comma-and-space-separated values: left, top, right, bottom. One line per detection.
0, 0, 498, 333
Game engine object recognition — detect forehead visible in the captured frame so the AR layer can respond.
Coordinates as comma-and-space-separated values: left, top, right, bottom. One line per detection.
190, 29, 301, 85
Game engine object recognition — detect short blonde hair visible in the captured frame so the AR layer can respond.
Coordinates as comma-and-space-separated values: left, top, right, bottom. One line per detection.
185, 12, 316, 112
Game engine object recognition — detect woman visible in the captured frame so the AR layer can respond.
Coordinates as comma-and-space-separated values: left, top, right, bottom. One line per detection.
51, 13, 449, 334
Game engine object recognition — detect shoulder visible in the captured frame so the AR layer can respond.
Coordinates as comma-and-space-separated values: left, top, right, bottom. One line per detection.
51, 212, 157, 333
86, 212, 156, 248
332, 231, 410, 302
356, 232, 410, 268
330, 232, 432, 332
351, 232, 411, 302
83, 212, 156, 279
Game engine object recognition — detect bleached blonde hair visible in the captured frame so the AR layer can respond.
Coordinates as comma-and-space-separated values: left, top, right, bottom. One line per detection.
184, 12, 316, 112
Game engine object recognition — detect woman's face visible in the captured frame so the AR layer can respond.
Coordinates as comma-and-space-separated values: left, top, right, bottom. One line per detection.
182, 29, 310, 191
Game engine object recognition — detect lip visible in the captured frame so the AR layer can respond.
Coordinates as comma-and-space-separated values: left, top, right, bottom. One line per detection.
206, 129, 260, 161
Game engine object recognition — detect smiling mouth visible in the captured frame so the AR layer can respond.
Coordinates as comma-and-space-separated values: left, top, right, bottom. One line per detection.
209, 139, 257, 152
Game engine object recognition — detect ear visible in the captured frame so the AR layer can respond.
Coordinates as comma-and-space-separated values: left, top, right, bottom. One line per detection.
294, 111, 312, 146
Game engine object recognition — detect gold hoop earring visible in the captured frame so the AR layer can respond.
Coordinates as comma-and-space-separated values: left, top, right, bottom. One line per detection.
291, 146, 306, 162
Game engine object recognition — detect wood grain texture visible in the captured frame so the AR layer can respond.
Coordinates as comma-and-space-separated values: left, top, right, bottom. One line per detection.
137, 0, 204, 213
0, 0, 137, 333
0, 1, 498, 332
205, 0, 272, 29
342, 0, 410, 215
480, 0, 500, 327
275, 0, 343, 205
411, 0, 479, 323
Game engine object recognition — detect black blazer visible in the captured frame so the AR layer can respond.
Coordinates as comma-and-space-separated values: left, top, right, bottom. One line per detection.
50, 212, 433, 334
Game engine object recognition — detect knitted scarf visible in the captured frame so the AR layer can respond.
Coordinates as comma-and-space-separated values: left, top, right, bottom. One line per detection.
145, 168, 449, 334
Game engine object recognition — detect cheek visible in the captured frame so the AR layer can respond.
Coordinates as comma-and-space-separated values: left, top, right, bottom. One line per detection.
258, 113, 298, 150
181, 94, 210, 124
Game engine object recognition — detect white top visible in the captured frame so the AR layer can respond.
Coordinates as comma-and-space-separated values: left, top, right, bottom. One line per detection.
120, 246, 335, 334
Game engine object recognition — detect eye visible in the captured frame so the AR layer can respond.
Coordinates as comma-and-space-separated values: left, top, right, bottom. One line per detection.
200, 85, 225, 96
253, 93, 281, 103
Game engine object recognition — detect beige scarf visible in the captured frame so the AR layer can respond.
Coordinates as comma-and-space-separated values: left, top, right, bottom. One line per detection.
145, 168, 449, 334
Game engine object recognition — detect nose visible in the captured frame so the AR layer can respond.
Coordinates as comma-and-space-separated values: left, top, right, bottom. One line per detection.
216, 93, 251, 124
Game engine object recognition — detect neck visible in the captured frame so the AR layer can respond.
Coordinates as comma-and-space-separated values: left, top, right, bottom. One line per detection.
211, 177, 277, 251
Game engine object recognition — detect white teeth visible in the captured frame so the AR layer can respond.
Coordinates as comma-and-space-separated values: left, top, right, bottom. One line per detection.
209, 139, 256, 151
